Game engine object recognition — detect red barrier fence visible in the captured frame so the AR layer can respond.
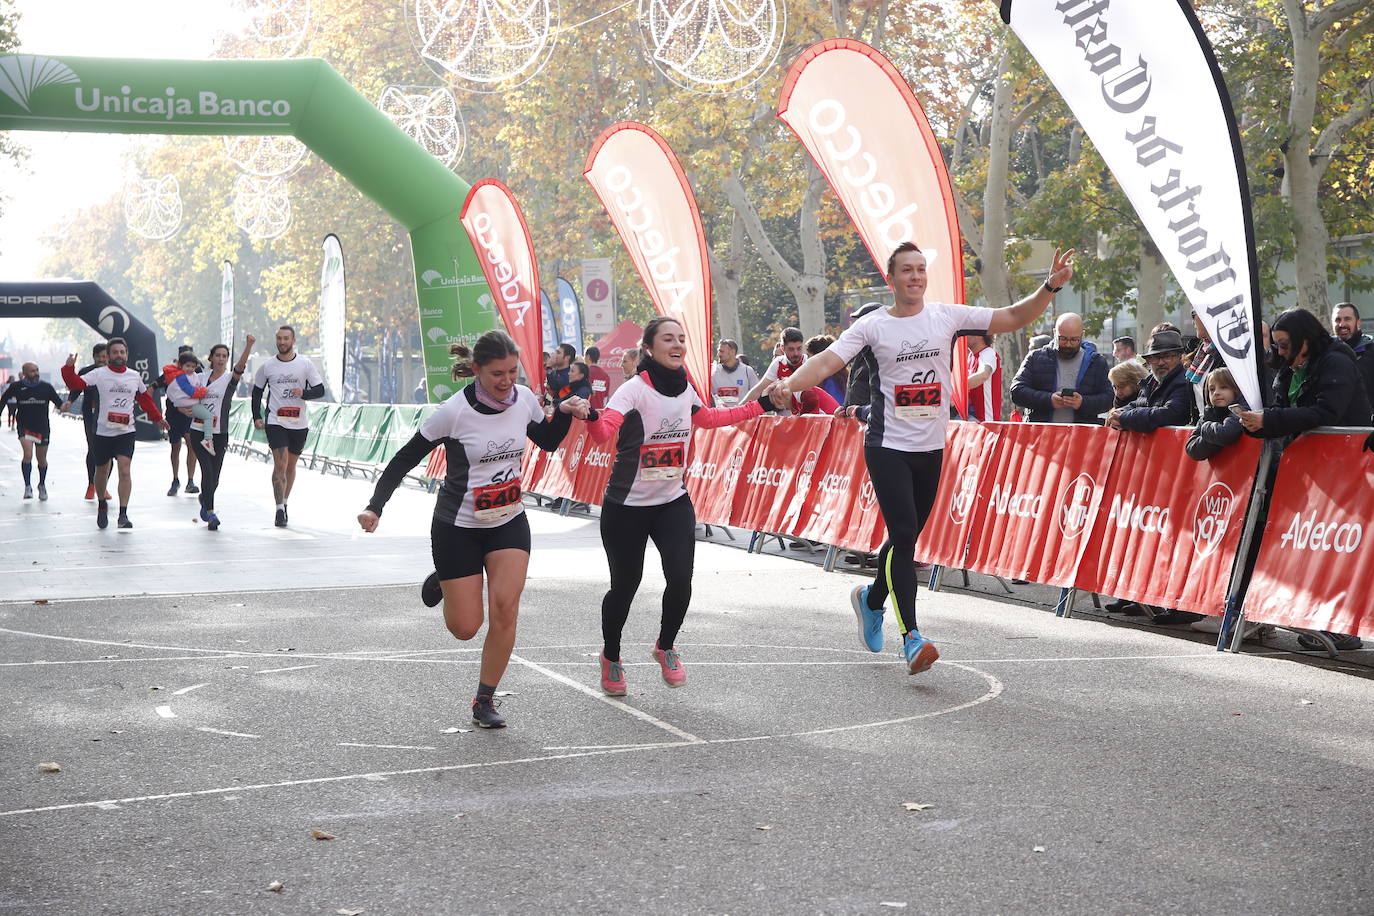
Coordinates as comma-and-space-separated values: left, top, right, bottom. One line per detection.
1245, 432, 1374, 640
424, 414, 1367, 635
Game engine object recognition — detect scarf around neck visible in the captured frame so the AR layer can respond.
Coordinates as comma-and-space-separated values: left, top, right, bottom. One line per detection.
637, 357, 689, 397
473, 378, 518, 411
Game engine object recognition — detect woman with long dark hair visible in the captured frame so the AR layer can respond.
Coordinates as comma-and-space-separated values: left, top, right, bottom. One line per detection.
359, 330, 589, 728
186, 335, 254, 530
583, 317, 772, 695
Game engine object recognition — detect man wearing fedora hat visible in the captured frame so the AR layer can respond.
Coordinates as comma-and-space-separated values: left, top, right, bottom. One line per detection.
1105, 328, 1193, 431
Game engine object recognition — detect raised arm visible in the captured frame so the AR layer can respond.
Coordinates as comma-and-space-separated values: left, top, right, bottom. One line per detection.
61, 355, 86, 393
986, 248, 1075, 335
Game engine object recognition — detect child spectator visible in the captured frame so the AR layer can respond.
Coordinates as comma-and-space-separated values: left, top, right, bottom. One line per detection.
163, 353, 217, 455
1107, 360, 1149, 409
1185, 367, 1246, 461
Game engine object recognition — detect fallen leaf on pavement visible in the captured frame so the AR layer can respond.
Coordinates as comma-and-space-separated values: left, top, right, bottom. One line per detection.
33, 599, 49, 605
311, 830, 336, 841
442, 727, 471, 734
149, 686, 164, 691
901, 803, 933, 812
755, 825, 772, 831
37, 762, 62, 773
266, 881, 284, 893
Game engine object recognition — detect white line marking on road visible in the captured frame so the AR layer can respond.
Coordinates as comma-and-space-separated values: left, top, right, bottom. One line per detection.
154, 706, 176, 719
0, 655, 241, 667
254, 664, 319, 674
172, 683, 209, 696
0, 552, 411, 576
542, 743, 685, 751
337, 742, 438, 751
509, 653, 704, 744
94, 802, 121, 811
196, 727, 261, 739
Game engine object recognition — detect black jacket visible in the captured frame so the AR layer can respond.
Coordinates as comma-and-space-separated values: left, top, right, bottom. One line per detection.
1253, 339, 1373, 439
1118, 364, 1192, 432
1009, 342, 1112, 423
1341, 332, 1374, 411
1185, 404, 1246, 460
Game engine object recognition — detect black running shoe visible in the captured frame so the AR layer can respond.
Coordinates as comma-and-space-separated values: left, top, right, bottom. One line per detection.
282, 505, 289, 523
117, 514, 133, 529
167, 479, 179, 497
184, 481, 200, 494
207, 513, 220, 531
97, 501, 109, 530
420, 571, 443, 607
274, 508, 287, 528
471, 696, 506, 729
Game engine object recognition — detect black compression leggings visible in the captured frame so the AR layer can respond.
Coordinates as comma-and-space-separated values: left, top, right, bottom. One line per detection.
189, 432, 228, 511
84, 422, 97, 485
599, 493, 696, 661
863, 446, 944, 635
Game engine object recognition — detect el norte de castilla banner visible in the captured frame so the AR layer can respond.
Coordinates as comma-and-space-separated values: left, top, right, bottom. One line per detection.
1002, 0, 1265, 409
0, 53, 498, 402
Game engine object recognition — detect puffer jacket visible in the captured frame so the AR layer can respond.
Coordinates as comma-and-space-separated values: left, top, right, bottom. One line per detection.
1253, 339, 1373, 438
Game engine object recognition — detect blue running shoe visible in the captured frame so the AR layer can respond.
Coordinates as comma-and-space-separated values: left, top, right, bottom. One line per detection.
850, 585, 885, 653
902, 631, 940, 675
199, 506, 211, 523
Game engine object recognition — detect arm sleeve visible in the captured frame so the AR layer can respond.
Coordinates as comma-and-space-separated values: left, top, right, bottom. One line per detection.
954, 304, 996, 331
808, 386, 841, 415
690, 399, 764, 429
365, 431, 438, 515
1185, 425, 1221, 461
61, 365, 86, 393
251, 385, 265, 421
526, 406, 573, 452
47, 384, 65, 409
1009, 354, 1053, 411
584, 407, 625, 443
0, 382, 18, 405
135, 389, 164, 422
1117, 384, 1191, 432
302, 382, 326, 400
826, 321, 872, 365
1077, 356, 1114, 415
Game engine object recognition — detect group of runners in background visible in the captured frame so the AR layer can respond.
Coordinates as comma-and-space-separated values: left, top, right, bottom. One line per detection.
6, 243, 1075, 731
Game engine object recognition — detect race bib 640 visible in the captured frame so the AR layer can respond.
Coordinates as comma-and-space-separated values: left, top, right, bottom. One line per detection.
473, 478, 522, 522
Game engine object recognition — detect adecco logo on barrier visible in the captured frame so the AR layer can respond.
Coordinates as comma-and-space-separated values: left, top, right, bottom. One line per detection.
1192, 482, 1236, 558
858, 479, 878, 512
1106, 492, 1170, 536
602, 165, 693, 312
949, 464, 980, 525
1057, 472, 1096, 539
1279, 513, 1363, 554
567, 433, 586, 472
989, 483, 1042, 519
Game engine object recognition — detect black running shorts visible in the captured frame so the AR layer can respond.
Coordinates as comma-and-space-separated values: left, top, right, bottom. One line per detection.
431, 512, 531, 581
91, 432, 136, 465
16, 425, 51, 447
166, 408, 193, 438
265, 424, 309, 455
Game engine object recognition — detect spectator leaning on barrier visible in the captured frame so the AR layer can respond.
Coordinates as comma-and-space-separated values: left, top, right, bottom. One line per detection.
1331, 301, 1374, 409
1105, 329, 1192, 432
966, 333, 1002, 422
1185, 367, 1248, 461
1009, 312, 1112, 423
1107, 359, 1149, 409
710, 338, 760, 407
1239, 307, 1373, 440
567, 361, 593, 402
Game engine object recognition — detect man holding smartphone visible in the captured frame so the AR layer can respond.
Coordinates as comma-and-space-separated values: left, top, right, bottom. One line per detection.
1009, 312, 1112, 423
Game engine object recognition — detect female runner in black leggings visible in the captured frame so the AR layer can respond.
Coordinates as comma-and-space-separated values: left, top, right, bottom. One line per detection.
186, 335, 253, 531
583, 317, 775, 695
775, 243, 1075, 675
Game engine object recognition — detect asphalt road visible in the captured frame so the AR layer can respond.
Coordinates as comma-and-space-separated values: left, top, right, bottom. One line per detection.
2, 426, 1372, 914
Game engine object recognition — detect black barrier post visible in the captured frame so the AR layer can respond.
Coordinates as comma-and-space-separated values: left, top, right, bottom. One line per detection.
0, 281, 161, 440
1217, 440, 1278, 652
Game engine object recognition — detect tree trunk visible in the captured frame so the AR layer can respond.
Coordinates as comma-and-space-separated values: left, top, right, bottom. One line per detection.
978, 49, 1015, 313
1136, 231, 1166, 337
714, 212, 746, 345
1282, 4, 1331, 313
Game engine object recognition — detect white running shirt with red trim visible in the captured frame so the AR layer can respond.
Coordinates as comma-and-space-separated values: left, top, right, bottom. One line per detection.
967, 344, 1002, 422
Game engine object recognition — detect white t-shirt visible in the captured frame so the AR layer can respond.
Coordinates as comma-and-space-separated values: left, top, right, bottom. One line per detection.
253, 354, 323, 430
603, 374, 701, 507
191, 369, 238, 435
79, 366, 149, 437
420, 385, 546, 528
969, 345, 1002, 422
828, 303, 995, 452
710, 361, 759, 406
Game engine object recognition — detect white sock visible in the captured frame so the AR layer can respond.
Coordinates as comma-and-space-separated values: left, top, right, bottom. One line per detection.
277, 502, 286, 510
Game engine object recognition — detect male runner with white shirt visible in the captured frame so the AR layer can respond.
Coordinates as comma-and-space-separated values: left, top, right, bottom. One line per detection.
251, 326, 325, 527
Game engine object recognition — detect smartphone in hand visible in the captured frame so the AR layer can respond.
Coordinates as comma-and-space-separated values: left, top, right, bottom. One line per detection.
1060, 388, 1076, 397
1227, 403, 1244, 417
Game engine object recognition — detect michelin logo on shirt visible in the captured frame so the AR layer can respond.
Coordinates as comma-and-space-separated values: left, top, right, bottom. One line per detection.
480, 438, 524, 463
895, 339, 941, 363
648, 417, 687, 441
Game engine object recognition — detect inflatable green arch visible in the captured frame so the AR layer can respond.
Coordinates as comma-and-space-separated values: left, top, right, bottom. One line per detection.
0, 53, 495, 402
